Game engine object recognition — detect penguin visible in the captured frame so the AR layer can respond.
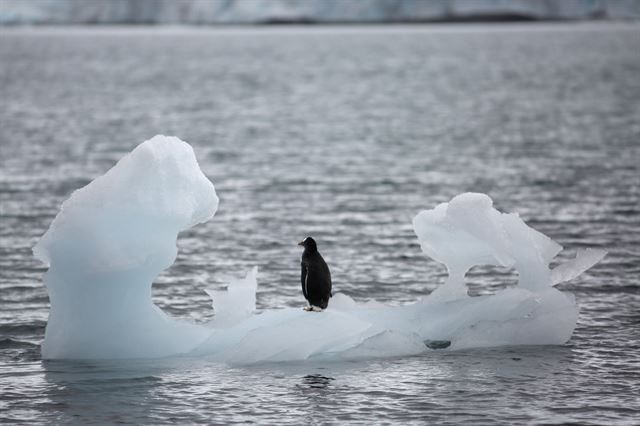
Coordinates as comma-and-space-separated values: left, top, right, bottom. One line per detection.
298, 237, 332, 311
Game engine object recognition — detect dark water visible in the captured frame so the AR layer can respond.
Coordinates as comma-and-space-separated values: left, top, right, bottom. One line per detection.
1, 24, 639, 424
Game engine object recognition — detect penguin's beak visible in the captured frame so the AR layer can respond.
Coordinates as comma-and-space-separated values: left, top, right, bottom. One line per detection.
297, 240, 304, 246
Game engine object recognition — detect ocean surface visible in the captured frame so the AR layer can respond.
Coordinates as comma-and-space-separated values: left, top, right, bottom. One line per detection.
1, 23, 639, 424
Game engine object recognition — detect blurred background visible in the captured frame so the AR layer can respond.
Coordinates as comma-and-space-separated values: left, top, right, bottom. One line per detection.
2, 0, 640, 25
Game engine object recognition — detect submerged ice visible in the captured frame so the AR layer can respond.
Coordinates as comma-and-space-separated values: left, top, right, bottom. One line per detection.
34, 136, 606, 362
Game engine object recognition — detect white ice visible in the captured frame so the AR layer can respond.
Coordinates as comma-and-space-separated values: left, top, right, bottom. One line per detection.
34, 136, 606, 363
206, 267, 258, 327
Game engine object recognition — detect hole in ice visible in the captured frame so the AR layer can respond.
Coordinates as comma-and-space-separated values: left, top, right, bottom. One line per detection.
424, 340, 452, 350
465, 265, 519, 297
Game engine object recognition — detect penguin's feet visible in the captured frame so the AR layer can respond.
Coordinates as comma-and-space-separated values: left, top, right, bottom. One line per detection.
303, 306, 323, 312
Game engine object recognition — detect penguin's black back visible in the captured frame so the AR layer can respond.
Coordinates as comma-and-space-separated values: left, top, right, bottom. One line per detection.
300, 238, 332, 309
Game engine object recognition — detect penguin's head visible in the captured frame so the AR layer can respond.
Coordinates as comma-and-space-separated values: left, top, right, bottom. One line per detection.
298, 236, 317, 252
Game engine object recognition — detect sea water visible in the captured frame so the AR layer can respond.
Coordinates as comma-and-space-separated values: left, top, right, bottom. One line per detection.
1, 23, 639, 424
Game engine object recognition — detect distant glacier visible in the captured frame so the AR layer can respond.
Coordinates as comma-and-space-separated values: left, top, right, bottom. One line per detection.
1, 0, 639, 25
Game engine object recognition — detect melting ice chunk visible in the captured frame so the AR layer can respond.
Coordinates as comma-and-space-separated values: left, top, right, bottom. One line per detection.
34, 136, 606, 362
413, 193, 564, 300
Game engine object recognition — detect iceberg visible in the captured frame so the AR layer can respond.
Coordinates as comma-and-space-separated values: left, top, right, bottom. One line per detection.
34, 135, 605, 363
34, 135, 218, 359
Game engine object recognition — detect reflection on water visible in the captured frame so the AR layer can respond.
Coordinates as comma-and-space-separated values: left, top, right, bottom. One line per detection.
32, 346, 576, 423
0, 337, 629, 424
42, 359, 176, 424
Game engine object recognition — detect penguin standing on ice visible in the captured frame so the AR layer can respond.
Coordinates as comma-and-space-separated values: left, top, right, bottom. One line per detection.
298, 237, 332, 311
